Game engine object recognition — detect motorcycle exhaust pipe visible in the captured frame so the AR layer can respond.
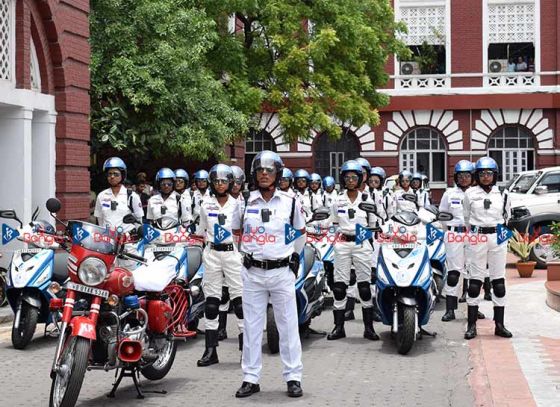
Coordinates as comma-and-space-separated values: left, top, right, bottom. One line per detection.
118, 339, 143, 363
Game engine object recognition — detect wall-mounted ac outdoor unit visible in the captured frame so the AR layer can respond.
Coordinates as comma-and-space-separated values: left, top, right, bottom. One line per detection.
488, 59, 509, 73
400, 61, 421, 75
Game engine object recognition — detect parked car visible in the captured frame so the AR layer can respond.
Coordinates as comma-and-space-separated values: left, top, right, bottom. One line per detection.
507, 166, 560, 268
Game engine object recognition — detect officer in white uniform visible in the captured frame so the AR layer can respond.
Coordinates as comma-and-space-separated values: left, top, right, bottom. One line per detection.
355, 157, 373, 196
411, 172, 431, 208
394, 170, 418, 213
146, 168, 192, 229
279, 168, 296, 197
439, 161, 484, 322
236, 151, 305, 398
191, 170, 211, 224
327, 160, 379, 341
94, 157, 144, 233
195, 164, 243, 366
463, 157, 512, 340
216, 165, 246, 342
293, 169, 312, 217
322, 176, 337, 206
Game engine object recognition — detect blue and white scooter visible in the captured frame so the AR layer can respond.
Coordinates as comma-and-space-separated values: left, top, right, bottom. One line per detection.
360, 198, 452, 355
266, 208, 330, 354
0, 208, 68, 349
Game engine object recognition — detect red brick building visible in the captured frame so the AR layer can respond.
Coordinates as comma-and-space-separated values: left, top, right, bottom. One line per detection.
0, 0, 90, 230
228, 0, 560, 203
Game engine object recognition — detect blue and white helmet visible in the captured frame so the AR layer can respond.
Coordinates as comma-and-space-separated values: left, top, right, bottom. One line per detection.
340, 160, 363, 188
103, 157, 127, 180
355, 157, 371, 172
309, 173, 322, 184
281, 168, 294, 187
475, 157, 499, 185
209, 164, 234, 194
174, 169, 189, 183
294, 169, 310, 182
323, 176, 335, 189
411, 172, 423, 182
453, 160, 474, 184
193, 170, 209, 181
370, 167, 386, 183
231, 165, 245, 187
155, 168, 176, 189
398, 170, 413, 184
251, 150, 284, 184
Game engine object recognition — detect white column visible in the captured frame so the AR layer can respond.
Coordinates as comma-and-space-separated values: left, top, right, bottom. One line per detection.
31, 110, 57, 216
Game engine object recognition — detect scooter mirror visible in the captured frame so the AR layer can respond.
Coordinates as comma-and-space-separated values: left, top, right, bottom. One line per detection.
311, 207, 330, 222
425, 205, 438, 215
0, 210, 17, 220
122, 214, 139, 224
46, 198, 62, 213
403, 193, 417, 203
358, 202, 377, 214
437, 211, 453, 222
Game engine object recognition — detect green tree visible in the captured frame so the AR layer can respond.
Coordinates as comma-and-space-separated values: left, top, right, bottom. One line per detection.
203, 0, 408, 142
90, 0, 248, 160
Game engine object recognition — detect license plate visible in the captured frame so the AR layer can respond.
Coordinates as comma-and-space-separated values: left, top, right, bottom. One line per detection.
145, 246, 174, 253
66, 282, 109, 299
387, 243, 416, 249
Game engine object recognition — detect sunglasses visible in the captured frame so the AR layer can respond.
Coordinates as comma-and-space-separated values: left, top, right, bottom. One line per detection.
280, 177, 291, 183
344, 175, 359, 182
234, 180, 243, 185
479, 170, 494, 177
160, 181, 174, 187
106, 171, 122, 178
256, 167, 275, 174
457, 173, 472, 179
212, 179, 229, 185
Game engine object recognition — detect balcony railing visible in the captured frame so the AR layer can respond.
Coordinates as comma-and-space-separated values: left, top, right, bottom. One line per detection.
397, 75, 450, 89
484, 72, 538, 87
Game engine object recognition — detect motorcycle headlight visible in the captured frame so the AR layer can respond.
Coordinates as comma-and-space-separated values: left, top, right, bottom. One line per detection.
78, 257, 107, 286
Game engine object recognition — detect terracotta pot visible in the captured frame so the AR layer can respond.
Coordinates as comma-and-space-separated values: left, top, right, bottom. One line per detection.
547, 262, 560, 281
517, 261, 536, 278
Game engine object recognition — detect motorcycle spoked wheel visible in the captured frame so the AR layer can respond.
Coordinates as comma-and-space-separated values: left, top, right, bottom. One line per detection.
266, 305, 280, 354
141, 338, 178, 381
11, 302, 39, 349
396, 304, 416, 355
0, 271, 7, 307
49, 334, 90, 407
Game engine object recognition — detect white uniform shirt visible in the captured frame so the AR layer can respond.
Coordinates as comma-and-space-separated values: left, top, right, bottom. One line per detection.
198, 194, 241, 244
438, 187, 467, 227
324, 190, 337, 207
94, 185, 143, 232
371, 188, 394, 224
146, 191, 191, 229
241, 190, 305, 260
295, 190, 312, 218
330, 190, 377, 235
463, 186, 509, 228
394, 188, 418, 213
415, 189, 431, 208
191, 189, 211, 221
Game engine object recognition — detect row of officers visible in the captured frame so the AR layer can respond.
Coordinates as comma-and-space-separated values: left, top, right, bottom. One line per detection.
94, 153, 512, 398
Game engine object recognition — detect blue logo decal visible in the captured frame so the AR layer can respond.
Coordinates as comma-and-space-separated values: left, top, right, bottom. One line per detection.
72, 223, 90, 244
214, 224, 231, 244
285, 224, 303, 245
1, 224, 19, 245
497, 224, 513, 245
143, 224, 161, 244
355, 224, 372, 245
426, 223, 444, 245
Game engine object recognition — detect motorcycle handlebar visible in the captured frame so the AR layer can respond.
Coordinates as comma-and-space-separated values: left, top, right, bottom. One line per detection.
121, 251, 147, 263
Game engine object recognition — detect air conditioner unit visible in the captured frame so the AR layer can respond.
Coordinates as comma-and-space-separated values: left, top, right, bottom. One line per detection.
488, 59, 509, 73
400, 61, 421, 75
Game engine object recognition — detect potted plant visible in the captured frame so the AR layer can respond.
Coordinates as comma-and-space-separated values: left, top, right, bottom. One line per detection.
508, 227, 538, 277
547, 222, 560, 281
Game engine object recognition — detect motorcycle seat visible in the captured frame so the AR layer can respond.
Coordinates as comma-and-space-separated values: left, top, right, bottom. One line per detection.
186, 246, 202, 281
302, 245, 316, 278
52, 252, 69, 283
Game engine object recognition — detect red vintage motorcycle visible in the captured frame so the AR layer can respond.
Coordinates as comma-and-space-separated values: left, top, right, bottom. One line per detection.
46, 198, 183, 407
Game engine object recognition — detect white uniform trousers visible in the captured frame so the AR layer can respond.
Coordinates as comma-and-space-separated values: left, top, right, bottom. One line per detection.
202, 247, 243, 330
241, 266, 302, 384
466, 233, 507, 307
333, 240, 374, 310
442, 231, 467, 298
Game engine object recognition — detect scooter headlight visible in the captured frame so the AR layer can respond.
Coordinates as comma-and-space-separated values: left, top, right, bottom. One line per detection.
78, 257, 107, 286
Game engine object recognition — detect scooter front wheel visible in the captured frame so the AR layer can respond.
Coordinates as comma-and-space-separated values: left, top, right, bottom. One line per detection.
266, 306, 279, 354
49, 335, 90, 407
396, 304, 415, 355
11, 303, 39, 349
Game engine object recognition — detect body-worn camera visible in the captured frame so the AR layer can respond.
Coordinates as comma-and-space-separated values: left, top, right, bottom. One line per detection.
261, 209, 271, 223
218, 213, 226, 225
161, 205, 167, 215
348, 208, 356, 219
110, 201, 118, 211
483, 199, 491, 210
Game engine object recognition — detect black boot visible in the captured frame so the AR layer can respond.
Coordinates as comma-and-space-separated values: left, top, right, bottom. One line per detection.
459, 279, 468, 303
327, 310, 346, 340
477, 310, 486, 319
464, 306, 478, 340
441, 296, 457, 322
197, 330, 219, 366
344, 297, 355, 321
493, 307, 513, 338
362, 308, 380, 341
372, 300, 382, 322
483, 277, 492, 301
217, 311, 228, 341
238, 333, 243, 351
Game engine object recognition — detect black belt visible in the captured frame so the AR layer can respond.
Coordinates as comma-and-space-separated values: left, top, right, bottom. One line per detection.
340, 233, 356, 242
447, 226, 467, 233
470, 225, 503, 234
210, 242, 234, 252
248, 257, 290, 270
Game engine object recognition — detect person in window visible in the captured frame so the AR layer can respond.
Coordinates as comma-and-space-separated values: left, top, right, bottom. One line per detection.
515, 56, 527, 72
507, 58, 516, 73
528, 58, 535, 73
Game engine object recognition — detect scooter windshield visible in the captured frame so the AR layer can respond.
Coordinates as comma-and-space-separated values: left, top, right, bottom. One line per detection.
392, 211, 421, 226
68, 221, 119, 255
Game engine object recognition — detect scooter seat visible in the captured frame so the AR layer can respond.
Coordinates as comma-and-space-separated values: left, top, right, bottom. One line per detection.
302, 245, 316, 278
186, 246, 202, 281
52, 252, 69, 283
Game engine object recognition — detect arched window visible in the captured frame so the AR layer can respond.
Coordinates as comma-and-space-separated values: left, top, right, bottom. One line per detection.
314, 130, 360, 183
244, 129, 276, 177
488, 126, 535, 183
400, 127, 446, 182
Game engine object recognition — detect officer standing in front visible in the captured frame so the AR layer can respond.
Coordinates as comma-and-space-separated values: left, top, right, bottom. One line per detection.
463, 157, 512, 340
236, 151, 306, 398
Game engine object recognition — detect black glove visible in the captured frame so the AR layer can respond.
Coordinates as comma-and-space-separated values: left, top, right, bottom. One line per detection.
289, 252, 300, 277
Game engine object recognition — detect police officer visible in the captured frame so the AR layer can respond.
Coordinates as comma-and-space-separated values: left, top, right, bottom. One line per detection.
355, 157, 372, 195
327, 160, 379, 341
94, 157, 144, 232
216, 165, 246, 342
411, 172, 431, 208
236, 151, 305, 398
322, 176, 337, 206
196, 164, 243, 366
147, 168, 192, 229
394, 170, 418, 213
293, 169, 312, 216
174, 169, 189, 195
463, 157, 512, 340
279, 168, 295, 197
192, 170, 211, 223
439, 161, 484, 322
